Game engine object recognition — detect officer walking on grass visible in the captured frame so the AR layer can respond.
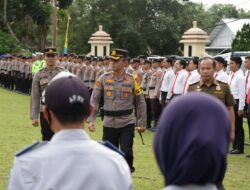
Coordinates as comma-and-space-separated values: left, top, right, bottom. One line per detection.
30, 47, 64, 141
88, 49, 147, 173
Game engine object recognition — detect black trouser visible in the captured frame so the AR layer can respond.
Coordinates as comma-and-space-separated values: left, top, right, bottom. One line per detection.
150, 99, 162, 128
160, 91, 168, 109
145, 97, 152, 128
40, 112, 54, 141
103, 124, 135, 170
233, 100, 244, 151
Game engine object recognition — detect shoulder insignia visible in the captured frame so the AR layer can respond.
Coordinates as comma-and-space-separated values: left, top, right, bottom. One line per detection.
217, 79, 227, 84
56, 66, 65, 71
15, 141, 48, 157
189, 81, 199, 86
104, 71, 113, 76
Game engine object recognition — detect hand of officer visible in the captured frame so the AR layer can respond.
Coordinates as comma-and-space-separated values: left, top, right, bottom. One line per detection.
238, 110, 244, 117
230, 130, 235, 143
136, 126, 146, 133
32, 119, 39, 127
88, 122, 96, 132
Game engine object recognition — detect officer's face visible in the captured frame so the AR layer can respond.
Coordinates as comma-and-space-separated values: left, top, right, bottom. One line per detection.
45, 55, 57, 66
229, 60, 238, 72
215, 61, 223, 71
174, 61, 182, 71
111, 59, 125, 71
188, 61, 197, 71
200, 60, 215, 81
244, 58, 250, 70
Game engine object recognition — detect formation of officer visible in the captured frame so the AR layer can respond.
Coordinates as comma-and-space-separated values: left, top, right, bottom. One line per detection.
2, 48, 250, 156
0, 55, 33, 94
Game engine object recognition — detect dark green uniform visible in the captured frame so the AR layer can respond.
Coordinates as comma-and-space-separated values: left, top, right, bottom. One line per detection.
187, 80, 234, 107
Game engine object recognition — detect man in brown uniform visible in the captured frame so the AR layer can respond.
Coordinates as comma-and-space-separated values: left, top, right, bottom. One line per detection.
187, 57, 235, 142
88, 49, 146, 173
30, 47, 64, 141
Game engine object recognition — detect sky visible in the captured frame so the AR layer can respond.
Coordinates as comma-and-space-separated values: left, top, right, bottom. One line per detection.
190, 0, 250, 10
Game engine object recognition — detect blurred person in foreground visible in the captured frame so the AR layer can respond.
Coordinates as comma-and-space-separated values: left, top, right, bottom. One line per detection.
154, 93, 230, 190
8, 72, 132, 190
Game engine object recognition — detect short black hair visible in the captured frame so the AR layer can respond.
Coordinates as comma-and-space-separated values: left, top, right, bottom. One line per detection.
200, 57, 216, 69
191, 57, 199, 67
230, 56, 242, 67
166, 57, 174, 66
178, 59, 187, 69
53, 113, 86, 125
245, 56, 250, 60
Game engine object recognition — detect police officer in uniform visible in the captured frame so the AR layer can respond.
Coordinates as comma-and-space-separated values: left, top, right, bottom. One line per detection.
9, 73, 131, 190
30, 47, 65, 141
188, 57, 235, 142
141, 59, 153, 129
88, 49, 147, 173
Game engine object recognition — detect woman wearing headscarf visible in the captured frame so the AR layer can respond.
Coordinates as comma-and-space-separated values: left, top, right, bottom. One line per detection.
154, 93, 230, 190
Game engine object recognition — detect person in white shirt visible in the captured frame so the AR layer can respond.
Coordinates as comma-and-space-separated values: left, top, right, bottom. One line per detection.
166, 59, 188, 101
244, 56, 250, 146
8, 73, 132, 190
214, 56, 229, 83
228, 56, 245, 154
183, 57, 200, 93
159, 57, 175, 107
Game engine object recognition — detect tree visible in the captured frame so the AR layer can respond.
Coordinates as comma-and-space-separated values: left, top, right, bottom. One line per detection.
0, 30, 20, 54
232, 24, 250, 51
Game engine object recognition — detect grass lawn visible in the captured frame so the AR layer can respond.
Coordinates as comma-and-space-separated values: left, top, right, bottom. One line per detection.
0, 87, 249, 190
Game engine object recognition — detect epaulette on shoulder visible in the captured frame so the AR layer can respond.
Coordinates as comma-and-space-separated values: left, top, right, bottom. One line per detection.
56, 66, 65, 70
217, 79, 227, 84
125, 72, 134, 77
15, 141, 48, 157
189, 81, 199, 86
39, 67, 47, 72
104, 71, 113, 75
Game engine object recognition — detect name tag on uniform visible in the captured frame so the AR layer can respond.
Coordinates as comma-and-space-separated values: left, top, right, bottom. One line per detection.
105, 86, 114, 91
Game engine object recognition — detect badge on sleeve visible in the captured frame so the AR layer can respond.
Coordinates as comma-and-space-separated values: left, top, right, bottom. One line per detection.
96, 79, 101, 87
106, 91, 112, 97
216, 85, 221, 91
133, 77, 143, 96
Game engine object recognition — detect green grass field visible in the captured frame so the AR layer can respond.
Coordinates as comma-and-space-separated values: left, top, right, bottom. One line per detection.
0, 87, 249, 190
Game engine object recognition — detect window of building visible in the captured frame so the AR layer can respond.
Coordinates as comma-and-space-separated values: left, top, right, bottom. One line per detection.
188, 45, 192, 57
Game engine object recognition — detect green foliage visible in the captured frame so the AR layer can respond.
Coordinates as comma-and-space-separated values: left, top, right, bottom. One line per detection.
0, 31, 20, 54
232, 24, 250, 51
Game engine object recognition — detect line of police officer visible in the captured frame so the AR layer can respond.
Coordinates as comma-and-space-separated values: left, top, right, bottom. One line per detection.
0, 55, 33, 94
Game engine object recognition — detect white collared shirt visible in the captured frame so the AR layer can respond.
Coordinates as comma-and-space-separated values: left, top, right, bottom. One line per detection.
228, 69, 245, 110
183, 69, 200, 93
8, 129, 131, 190
214, 69, 229, 83
160, 67, 175, 92
167, 69, 188, 99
